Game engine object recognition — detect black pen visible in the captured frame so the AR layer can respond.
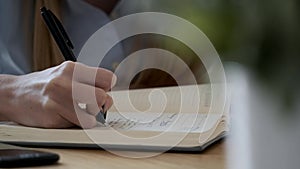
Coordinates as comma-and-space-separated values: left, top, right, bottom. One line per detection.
40, 6, 107, 125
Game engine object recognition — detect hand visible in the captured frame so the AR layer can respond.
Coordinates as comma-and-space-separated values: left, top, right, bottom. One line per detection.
0, 61, 116, 128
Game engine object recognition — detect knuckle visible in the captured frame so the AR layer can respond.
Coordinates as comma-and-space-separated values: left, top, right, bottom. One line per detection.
60, 61, 75, 74
49, 76, 63, 85
97, 69, 114, 87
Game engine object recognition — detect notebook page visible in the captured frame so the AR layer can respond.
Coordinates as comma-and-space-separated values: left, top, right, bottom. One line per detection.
109, 84, 212, 114
105, 112, 220, 133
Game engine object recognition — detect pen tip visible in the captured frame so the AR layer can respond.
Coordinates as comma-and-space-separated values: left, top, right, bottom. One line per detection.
96, 112, 106, 125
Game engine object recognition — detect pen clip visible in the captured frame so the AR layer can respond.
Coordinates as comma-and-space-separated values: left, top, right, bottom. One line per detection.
48, 11, 74, 49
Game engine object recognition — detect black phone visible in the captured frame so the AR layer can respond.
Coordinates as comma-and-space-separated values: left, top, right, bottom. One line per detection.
0, 149, 59, 168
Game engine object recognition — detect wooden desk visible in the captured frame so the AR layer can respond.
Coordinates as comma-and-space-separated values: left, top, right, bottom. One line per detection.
21, 140, 226, 169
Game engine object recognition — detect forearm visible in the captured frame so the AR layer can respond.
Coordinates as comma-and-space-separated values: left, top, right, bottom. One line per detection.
0, 74, 17, 121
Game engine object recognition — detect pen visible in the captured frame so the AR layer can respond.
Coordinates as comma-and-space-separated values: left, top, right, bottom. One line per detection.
40, 6, 107, 125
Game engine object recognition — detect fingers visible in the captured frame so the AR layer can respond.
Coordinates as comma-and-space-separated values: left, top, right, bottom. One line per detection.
73, 104, 98, 129
44, 99, 97, 129
71, 62, 117, 91
85, 95, 113, 117
48, 81, 112, 120
86, 104, 101, 116
103, 95, 113, 112
85, 95, 113, 116
72, 82, 107, 106
54, 79, 110, 108
41, 61, 116, 128
86, 95, 113, 117
72, 84, 113, 117
71, 82, 110, 116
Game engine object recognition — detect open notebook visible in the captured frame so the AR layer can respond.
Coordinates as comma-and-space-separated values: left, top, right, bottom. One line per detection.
0, 84, 229, 152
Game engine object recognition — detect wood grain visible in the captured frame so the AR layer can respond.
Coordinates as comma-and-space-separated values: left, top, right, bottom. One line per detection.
26, 140, 226, 169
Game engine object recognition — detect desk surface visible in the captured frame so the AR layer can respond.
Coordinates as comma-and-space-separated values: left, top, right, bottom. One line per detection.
22, 140, 226, 169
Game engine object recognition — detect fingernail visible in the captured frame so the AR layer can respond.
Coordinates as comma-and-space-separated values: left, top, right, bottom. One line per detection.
111, 74, 117, 87
103, 104, 108, 112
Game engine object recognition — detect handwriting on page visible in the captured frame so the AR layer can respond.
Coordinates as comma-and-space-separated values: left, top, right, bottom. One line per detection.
106, 112, 219, 133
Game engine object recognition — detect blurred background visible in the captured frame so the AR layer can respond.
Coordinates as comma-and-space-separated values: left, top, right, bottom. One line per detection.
110, 0, 300, 168
111, 0, 300, 100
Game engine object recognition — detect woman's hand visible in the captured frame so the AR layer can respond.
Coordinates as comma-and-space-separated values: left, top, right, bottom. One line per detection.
0, 61, 116, 128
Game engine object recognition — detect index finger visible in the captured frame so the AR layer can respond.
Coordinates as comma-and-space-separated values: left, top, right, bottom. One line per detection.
73, 62, 117, 91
